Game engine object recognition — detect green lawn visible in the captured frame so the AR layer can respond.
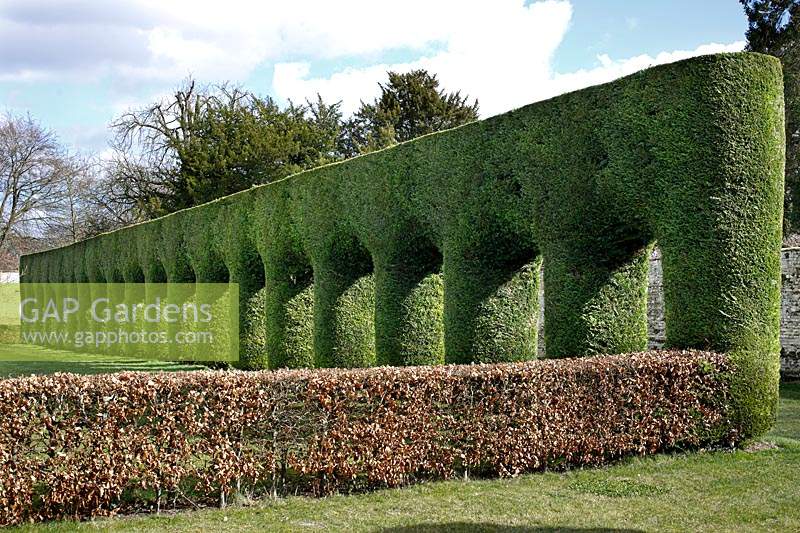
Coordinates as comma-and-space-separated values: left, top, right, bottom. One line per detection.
8, 382, 798, 532
0, 344, 206, 377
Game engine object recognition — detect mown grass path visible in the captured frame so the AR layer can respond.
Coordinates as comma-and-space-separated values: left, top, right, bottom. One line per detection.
0, 344, 206, 377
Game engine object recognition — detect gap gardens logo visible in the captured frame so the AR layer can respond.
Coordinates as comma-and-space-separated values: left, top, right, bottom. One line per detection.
1, 283, 239, 362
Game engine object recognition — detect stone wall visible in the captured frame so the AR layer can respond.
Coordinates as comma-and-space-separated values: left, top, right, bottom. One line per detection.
646, 247, 800, 379
779, 248, 800, 378
647, 248, 665, 350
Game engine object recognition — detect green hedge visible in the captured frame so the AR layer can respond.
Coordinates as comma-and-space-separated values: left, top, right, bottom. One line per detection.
20, 53, 785, 438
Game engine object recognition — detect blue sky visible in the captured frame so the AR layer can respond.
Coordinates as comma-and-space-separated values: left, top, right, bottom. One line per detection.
0, 0, 749, 155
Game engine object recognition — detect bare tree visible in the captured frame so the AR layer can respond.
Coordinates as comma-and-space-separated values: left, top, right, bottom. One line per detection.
43, 159, 126, 244
0, 114, 75, 254
108, 78, 209, 217
82, 168, 140, 233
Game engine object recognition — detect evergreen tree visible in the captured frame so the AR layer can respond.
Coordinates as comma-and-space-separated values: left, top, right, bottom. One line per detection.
343, 70, 479, 156
742, 0, 800, 236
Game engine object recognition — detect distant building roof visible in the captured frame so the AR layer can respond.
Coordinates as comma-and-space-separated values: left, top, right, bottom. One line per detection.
0, 272, 19, 283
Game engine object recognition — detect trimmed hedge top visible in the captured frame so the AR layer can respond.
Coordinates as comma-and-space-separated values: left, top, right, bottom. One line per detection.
21, 53, 786, 438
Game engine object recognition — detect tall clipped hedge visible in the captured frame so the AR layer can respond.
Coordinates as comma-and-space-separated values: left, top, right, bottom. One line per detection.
20, 53, 785, 438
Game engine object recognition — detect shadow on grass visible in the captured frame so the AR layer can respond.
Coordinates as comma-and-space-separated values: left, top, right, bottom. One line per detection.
0, 343, 211, 377
780, 382, 800, 401
380, 525, 643, 533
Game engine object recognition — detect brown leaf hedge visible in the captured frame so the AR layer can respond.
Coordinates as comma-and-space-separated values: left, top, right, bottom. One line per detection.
0, 350, 736, 524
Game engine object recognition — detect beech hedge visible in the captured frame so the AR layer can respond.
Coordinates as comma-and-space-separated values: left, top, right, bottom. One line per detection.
0, 350, 736, 525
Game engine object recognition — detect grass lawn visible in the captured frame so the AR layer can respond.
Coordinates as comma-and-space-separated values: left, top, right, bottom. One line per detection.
7, 382, 799, 532
0, 344, 206, 377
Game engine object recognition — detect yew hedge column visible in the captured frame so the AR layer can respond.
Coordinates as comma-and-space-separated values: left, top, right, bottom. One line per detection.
217, 203, 267, 369
134, 224, 167, 359
227, 255, 265, 368
51, 250, 71, 351
312, 239, 376, 368
119, 240, 145, 359
83, 240, 106, 354
100, 238, 124, 357
262, 250, 314, 369
189, 257, 230, 363
656, 55, 785, 438
542, 240, 650, 358
255, 188, 316, 370
70, 242, 90, 342
443, 236, 540, 364
373, 240, 444, 366
157, 217, 195, 361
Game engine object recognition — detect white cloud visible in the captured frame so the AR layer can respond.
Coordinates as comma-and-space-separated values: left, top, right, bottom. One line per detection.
274, 0, 575, 116
3, 0, 552, 85
0, 0, 749, 141
274, 35, 747, 118
0, 0, 573, 120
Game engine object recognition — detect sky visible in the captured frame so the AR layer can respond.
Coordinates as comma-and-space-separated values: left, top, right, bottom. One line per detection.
0, 0, 749, 155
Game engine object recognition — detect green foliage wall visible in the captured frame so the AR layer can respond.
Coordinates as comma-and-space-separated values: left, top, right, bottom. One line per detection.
20, 53, 785, 438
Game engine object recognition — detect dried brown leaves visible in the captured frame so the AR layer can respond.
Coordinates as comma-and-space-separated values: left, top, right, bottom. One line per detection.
0, 350, 735, 524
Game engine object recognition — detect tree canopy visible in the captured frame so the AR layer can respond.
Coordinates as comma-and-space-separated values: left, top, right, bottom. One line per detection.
742, 0, 800, 236
342, 70, 479, 156
109, 81, 346, 217
109, 71, 479, 217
